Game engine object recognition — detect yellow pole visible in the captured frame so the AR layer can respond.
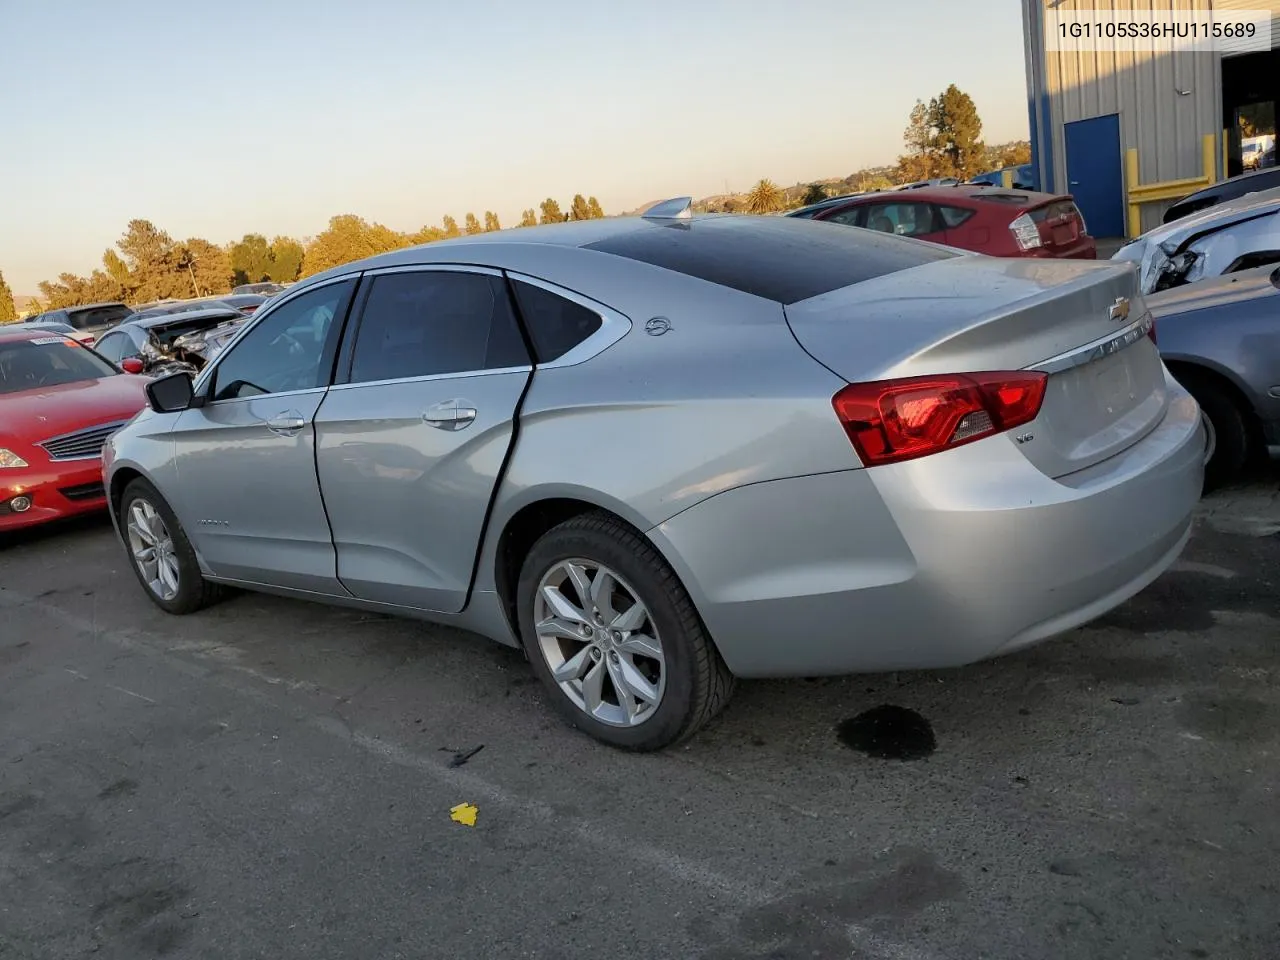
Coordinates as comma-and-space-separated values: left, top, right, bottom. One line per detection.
1125, 148, 1141, 238
1001, 169, 1014, 188
1221, 129, 1229, 182
1202, 133, 1216, 184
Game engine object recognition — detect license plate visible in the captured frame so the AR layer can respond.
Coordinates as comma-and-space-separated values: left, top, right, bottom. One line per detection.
1093, 353, 1136, 415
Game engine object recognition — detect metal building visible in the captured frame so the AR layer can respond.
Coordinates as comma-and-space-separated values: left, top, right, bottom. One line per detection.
1022, 0, 1280, 237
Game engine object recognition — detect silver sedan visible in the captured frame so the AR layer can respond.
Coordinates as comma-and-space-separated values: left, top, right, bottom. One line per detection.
103, 200, 1208, 750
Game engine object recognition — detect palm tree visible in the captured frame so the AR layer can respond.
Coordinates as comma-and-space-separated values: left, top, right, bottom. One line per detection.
745, 179, 783, 214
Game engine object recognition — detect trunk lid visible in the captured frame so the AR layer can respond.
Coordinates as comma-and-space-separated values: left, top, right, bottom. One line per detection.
784, 255, 1167, 478
1028, 196, 1087, 252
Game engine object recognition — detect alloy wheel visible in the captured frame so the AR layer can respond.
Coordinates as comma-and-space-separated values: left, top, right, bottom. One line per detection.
533, 558, 666, 727
126, 498, 180, 602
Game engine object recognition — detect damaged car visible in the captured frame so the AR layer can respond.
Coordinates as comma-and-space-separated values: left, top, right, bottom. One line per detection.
1114, 187, 1280, 294
92, 307, 250, 377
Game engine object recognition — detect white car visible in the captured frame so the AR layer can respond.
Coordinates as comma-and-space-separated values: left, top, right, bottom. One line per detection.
1113, 186, 1280, 294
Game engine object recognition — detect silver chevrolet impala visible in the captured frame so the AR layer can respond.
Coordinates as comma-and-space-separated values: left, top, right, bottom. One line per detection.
103, 199, 1208, 750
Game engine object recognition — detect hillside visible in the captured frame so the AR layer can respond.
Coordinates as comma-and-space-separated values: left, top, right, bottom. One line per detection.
623, 141, 1029, 215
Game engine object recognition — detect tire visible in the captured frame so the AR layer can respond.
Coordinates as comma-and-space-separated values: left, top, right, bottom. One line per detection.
119, 478, 226, 615
1179, 373, 1252, 491
516, 511, 735, 751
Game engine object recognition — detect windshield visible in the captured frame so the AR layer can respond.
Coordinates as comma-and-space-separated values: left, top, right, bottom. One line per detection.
0, 337, 119, 395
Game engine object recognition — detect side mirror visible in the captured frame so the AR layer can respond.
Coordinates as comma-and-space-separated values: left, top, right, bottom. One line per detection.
120, 357, 145, 375
145, 371, 194, 413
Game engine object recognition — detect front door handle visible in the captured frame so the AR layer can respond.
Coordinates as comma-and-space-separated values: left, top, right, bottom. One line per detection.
422, 400, 477, 431
266, 412, 306, 436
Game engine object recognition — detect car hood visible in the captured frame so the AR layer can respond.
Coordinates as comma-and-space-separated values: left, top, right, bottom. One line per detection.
1130, 185, 1280, 250
1146, 264, 1280, 317
0, 374, 150, 448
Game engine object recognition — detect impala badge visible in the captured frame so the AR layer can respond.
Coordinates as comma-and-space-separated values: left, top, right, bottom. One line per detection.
1108, 297, 1130, 323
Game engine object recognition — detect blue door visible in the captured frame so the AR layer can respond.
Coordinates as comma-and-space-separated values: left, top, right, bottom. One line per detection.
1064, 114, 1125, 238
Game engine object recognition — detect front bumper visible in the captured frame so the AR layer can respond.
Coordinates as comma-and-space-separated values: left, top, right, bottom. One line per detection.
0, 459, 109, 532
650, 385, 1206, 678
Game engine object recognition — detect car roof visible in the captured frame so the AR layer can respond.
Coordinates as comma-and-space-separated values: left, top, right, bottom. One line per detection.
295, 211, 960, 305
60, 301, 130, 312
843, 184, 1064, 204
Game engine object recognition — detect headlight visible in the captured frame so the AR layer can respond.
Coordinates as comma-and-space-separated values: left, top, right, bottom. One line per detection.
0, 449, 30, 469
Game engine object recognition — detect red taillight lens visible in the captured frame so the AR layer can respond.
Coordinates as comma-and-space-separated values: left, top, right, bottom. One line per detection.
832, 371, 1048, 466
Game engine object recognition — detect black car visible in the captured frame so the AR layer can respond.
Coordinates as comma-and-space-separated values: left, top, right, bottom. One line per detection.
25, 302, 134, 339
91, 307, 250, 377
1163, 165, 1280, 224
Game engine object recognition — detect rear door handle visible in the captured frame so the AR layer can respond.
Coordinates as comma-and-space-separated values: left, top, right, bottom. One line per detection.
422, 400, 477, 431
266, 412, 306, 436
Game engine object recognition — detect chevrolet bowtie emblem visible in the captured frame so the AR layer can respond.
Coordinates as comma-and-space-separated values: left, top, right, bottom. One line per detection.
1109, 297, 1131, 322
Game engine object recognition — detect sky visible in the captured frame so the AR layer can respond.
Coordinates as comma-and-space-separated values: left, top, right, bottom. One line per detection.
0, 0, 1030, 295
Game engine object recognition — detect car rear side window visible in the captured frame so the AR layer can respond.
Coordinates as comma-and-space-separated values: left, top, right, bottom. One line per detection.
66, 305, 132, 330
509, 280, 603, 363
347, 271, 529, 384
583, 216, 955, 304
939, 205, 976, 228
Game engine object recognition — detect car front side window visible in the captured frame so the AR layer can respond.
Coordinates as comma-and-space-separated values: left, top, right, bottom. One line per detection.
208, 279, 354, 402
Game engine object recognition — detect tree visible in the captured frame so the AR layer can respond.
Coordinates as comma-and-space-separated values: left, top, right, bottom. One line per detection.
0, 271, 16, 323
268, 236, 305, 283
117, 219, 188, 301
464, 212, 483, 235
930, 84, 985, 178
587, 196, 605, 219
745, 179, 783, 214
410, 224, 446, 245
442, 215, 460, 239
182, 237, 233, 296
801, 183, 827, 206
569, 194, 591, 221
484, 211, 501, 232
229, 233, 274, 286
519, 208, 538, 227
539, 198, 563, 224
897, 99, 940, 182
300, 214, 409, 277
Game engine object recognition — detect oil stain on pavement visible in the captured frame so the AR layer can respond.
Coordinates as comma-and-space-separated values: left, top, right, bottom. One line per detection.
836, 705, 936, 760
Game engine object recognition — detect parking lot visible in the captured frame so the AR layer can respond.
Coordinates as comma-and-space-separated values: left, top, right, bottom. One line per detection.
1, 468, 1277, 960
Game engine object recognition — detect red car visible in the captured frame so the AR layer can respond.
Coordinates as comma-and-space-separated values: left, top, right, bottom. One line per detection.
788, 185, 1097, 259
0, 327, 150, 532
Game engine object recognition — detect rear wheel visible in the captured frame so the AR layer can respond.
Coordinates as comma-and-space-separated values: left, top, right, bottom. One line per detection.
120, 478, 225, 615
1178, 372, 1253, 490
516, 512, 735, 751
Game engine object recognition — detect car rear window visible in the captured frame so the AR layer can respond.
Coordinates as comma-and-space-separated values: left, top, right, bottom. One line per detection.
581, 216, 957, 304
66, 304, 132, 330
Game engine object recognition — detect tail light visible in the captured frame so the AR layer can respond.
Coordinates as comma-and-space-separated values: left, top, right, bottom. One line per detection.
1009, 213, 1043, 250
832, 371, 1048, 466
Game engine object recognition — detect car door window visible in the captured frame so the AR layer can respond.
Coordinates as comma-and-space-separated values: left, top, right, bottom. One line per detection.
825, 205, 863, 226
939, 205, 976, 228
862, 202, 940, 238
347, 271, 528, 384
210, 279, 353, 402
95, 331, 129, 362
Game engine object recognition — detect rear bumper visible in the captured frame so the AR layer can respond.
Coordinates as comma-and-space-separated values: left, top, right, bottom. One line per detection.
651, 386, 1205, 678
0, 460, 108, 532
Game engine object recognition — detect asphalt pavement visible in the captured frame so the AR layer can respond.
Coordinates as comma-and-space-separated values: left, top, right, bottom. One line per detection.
2, 469, 1278, 960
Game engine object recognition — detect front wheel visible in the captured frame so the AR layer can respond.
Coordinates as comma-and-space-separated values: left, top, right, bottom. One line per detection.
119, 478, 225, 615
516, 512, 735, 751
